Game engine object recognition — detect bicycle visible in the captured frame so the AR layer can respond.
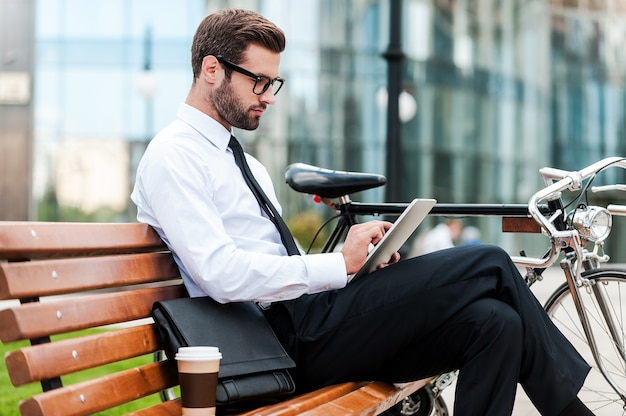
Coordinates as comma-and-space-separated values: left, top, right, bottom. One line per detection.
284, 157, 626, 416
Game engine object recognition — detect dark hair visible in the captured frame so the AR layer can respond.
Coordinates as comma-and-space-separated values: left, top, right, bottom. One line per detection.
191, 9, 286, 80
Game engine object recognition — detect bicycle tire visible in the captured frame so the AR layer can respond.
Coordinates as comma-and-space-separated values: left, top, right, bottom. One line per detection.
544, 268, 626, 415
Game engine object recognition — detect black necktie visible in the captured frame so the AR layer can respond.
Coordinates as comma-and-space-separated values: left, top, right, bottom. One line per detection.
228, 136, 300, 256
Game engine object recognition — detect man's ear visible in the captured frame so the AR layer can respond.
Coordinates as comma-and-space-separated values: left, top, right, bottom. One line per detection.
201, 55, 220, 85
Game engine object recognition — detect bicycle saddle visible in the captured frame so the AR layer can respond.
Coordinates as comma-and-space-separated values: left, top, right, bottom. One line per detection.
284, 163, 387, 198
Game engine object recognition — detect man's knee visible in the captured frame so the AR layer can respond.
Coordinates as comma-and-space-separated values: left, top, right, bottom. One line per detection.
487, 299, 522, 339
462, 298, 523, 358
472, 244, 512, 264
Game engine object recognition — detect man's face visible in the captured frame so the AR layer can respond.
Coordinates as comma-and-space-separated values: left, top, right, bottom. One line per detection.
211, 76, 258, 130
210, 45, 281, 131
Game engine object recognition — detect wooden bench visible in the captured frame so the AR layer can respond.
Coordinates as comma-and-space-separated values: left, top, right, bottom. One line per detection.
0, 221, 431, 416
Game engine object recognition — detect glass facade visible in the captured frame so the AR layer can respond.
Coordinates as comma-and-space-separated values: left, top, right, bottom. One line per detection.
30, 0, 626, 258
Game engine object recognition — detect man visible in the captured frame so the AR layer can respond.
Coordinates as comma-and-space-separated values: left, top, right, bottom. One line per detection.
132, 9, 594, 415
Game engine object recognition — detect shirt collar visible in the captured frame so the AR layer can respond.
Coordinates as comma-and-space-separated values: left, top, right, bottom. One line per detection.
176, 103, 232, 152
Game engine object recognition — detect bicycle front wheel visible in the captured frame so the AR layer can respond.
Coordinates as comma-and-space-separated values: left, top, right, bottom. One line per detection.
544, 269, 626, 415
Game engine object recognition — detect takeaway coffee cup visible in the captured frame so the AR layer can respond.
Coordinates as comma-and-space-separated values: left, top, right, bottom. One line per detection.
175, 346, 222, 416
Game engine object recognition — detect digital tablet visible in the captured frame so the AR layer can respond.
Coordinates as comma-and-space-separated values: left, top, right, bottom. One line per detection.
350, 198, 436, 282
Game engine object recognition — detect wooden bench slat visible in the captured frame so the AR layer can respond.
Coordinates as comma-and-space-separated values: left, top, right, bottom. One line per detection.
0, 222, 165, 260
127, 398, 182, 416
238, 382, 365, 416
5, 324, 160, 386
0, 285, 186, 342
134, 383, 366, 416
134, 380, 431, 416
0, 252, 179, 299
298, 379, 429, 416
19, 361, 178, 416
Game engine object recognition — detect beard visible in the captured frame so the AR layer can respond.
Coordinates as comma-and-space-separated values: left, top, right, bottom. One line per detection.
211, 79, 262, 130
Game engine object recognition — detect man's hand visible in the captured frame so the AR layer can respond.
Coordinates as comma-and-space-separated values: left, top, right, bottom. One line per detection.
341, 221, 400, 276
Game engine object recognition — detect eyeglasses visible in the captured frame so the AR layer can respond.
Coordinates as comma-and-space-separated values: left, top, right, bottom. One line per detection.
216, 56, 284, 96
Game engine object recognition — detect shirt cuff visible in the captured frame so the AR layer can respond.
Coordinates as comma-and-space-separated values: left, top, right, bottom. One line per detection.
303, 252, 348, 293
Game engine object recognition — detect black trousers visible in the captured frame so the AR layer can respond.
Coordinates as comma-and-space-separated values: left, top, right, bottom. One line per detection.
265, 244, 590, 416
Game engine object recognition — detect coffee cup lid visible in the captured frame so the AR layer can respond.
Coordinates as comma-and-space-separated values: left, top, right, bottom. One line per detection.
175, 346, 222, 361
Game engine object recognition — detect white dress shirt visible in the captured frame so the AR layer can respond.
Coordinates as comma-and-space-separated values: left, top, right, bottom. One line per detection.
131, 103, 347, 303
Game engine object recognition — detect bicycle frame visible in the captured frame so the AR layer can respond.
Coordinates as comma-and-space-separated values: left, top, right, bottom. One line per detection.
321, 197, 537, 253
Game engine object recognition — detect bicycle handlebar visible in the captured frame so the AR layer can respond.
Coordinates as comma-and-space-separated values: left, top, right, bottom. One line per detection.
530, 157, 626, 236
514, 157, 626, 268
592, 184, 626, 193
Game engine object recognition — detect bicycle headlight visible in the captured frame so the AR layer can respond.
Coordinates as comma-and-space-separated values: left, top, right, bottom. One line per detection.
571, 206, 612, 242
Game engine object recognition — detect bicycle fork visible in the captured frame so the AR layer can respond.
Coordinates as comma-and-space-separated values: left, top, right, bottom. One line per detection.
561, 257, 626, 406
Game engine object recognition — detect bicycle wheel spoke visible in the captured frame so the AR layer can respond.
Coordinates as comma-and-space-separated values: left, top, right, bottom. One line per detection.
585, 290, 626, 375
545, 272, 626, 415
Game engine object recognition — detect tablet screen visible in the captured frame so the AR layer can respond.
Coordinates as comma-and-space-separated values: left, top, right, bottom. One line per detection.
350, 198, 436, 282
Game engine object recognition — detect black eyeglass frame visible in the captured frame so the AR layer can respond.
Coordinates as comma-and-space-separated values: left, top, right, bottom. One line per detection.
216, 56, 284, 96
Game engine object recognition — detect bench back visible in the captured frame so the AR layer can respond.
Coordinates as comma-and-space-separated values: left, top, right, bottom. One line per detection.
0, 222, 186, 415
